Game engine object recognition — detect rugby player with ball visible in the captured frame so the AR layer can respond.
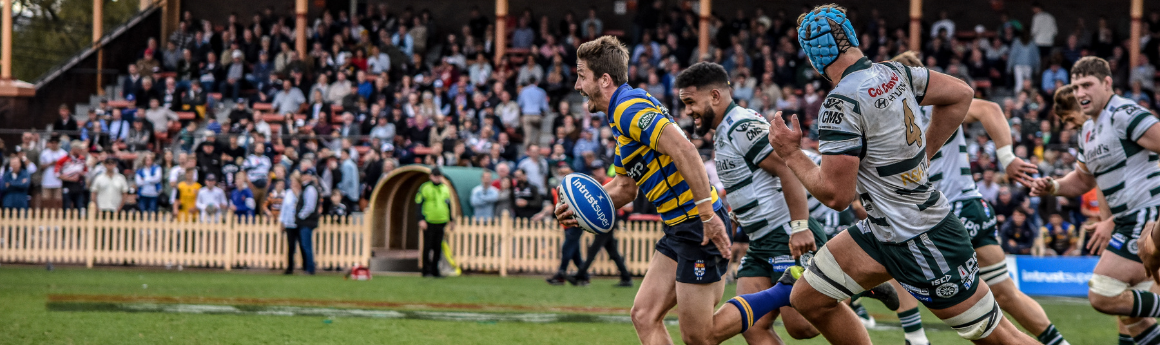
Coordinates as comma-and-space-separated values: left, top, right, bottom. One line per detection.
554, 36, 799, 345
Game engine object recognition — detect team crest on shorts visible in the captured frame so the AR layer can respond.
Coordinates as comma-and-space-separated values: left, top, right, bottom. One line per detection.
694, 260, 706, 280
799, 251, 815, 268
936, 282, 960, 298
1129, 239, 1140, 254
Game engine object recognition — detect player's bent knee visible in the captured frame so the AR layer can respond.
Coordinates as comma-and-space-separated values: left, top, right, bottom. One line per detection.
629, 304, 663, 327
800, 246, 865, 302
943, 290, 1003, 340
979, 261, 1011, 287
1089, 274, 1130, 298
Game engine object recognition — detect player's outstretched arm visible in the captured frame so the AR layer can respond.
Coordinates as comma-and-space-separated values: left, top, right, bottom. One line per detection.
919, 71, 973, 160
1029, 162, 1096, 198
768, 112, 859, 210
963, 99, 1038, 185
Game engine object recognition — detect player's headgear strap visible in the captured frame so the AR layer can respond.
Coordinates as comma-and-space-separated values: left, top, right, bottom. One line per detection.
797, 7, 860, 82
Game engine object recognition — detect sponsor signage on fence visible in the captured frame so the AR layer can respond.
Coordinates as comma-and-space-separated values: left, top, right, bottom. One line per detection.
1007, 255, 1099, 297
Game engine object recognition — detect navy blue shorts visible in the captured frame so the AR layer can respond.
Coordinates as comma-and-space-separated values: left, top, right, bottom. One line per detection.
655, 208, 732, 284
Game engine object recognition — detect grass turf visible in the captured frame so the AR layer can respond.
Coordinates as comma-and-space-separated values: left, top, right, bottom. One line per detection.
0, 265, 1121, 344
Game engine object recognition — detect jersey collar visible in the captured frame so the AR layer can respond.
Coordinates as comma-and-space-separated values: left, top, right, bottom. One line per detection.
606, 83, 631, 115
841, 57, 873, 79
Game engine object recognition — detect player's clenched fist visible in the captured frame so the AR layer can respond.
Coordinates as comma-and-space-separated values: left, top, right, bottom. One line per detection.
1027, 177, 1057, 197
767, 111, 803, 159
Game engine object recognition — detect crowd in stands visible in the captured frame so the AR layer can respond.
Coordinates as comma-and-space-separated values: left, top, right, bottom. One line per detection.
2, 1, 1160, 257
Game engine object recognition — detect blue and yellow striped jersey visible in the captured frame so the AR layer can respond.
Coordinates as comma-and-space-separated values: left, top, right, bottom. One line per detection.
606, 84, 722, 226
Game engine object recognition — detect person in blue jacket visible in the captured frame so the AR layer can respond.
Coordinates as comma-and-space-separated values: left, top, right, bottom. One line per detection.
229, 171, 256, 219
2, 154, 31, 209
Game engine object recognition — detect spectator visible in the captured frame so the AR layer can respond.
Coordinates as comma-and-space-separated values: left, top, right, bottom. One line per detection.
1, 155, 31, 209
51, 105, 78, 132
581, 7, 602, 38
90, 158, 128, 213
272, 79, 306, 115
38, 136, 67, 208
391, 25, 414, 57
546, 180, 583, 285
1008, 32, 1040, 92
470, 170, 500, 219
199, 52, 222, 92
279, 173, 300, 274
496, 90, 520, 131
1130, 56, 1156, 92
510, 168, 541, 219
195, 173, 227, 222
1001, 208, 1037, 254
172, 160, 200, 219
122, 64, 143, 100
328, 72, 353, 104
930, 11, 955, 39
518, 78, 550, 144
228, 98, 253, 126
516, 144, 548, 193
55, 141, 88, 210
134, 152, 163, 212
294, 168, 320, 275
416, 167, 453, 277
181, 81, 207, 117
338, 149, 359, 211
230, 171, 256, 218
511, 17, 535, 49
516, 58, 544, 87
195, 135, 222, 184
264, 178, 286, 218
144, 98, 179, 136
1041, 58, 1068, 93
125, 119, 152, 153
1040, 213, 1078, 256
1030, 2, 1058, 58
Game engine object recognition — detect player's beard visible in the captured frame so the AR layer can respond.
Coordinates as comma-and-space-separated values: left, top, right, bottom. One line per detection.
693, 105, 717, 137
583, 88, 603, 113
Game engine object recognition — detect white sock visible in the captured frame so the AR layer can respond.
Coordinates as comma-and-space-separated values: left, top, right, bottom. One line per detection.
905, 330, 930, 345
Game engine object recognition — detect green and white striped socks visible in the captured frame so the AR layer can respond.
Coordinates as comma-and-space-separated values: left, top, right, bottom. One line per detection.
1123, 333, 1138, 345
897, 307, 929, 345
1035, 324, 1068, 345
1131, 290, 1160, 318
1135, 324, 1160, 345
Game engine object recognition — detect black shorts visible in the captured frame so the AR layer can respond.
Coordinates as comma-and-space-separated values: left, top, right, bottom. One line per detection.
656, 208, 732, 284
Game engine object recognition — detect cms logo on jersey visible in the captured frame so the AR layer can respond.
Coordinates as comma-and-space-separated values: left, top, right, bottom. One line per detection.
867, 73, 900, 97
820, 111, 844, 124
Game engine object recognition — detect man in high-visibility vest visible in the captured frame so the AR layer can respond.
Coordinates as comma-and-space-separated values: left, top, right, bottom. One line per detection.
416, 167, 455, 278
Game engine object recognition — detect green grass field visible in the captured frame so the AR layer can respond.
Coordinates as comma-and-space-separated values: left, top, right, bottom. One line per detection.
0, 265, 1122, 344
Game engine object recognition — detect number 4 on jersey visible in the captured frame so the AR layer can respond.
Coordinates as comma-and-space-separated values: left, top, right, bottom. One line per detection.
903, 102, 922, 146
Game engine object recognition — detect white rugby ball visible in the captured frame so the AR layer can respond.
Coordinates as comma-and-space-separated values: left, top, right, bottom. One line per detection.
559, 173, 617, 234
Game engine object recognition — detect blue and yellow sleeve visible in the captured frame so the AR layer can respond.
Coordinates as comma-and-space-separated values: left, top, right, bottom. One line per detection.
613, 98, 671, 150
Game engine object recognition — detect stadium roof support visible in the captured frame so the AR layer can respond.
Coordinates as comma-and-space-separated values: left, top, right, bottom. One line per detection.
94, 0, 104, 96
495, 0, 507, 63
296, 0, 307, 58
0, 0, 34, 97
699, 0, 710, 59
1129, 0, 1143, 69
909, 0, 922, 52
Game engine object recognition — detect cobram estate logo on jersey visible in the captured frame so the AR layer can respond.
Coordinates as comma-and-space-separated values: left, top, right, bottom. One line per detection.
867, 73, 900, 97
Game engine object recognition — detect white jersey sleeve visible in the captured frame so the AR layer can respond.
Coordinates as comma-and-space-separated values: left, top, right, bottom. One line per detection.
817, 95, 865, 157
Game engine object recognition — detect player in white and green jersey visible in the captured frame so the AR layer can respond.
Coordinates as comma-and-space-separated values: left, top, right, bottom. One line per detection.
803, 149, 853, 237
1032, 56, 1160, 345
765, 5, 1037, 344
894, 52, 1070, 345
677, 61, 829, 343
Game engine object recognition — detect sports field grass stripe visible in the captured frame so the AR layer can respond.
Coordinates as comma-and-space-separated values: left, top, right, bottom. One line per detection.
47, 294, 631, 314
47, 301, 678, 325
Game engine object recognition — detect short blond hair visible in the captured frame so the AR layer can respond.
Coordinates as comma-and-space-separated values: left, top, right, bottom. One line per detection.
891, 51, 923, 68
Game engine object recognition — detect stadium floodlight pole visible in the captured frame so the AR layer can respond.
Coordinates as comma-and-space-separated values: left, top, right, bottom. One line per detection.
296, 0, 307, 58
1, 0, 10, 80
698, 0, 710, 59
495, 0, 507, 63
1129, 0, 1142, 69
908, 0, 922, 52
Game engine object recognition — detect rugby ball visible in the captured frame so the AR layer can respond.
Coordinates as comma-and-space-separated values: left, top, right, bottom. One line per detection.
559, 173, 617, 234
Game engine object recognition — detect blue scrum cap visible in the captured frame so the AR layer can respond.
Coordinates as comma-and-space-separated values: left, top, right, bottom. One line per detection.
797, 6, 860, 81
